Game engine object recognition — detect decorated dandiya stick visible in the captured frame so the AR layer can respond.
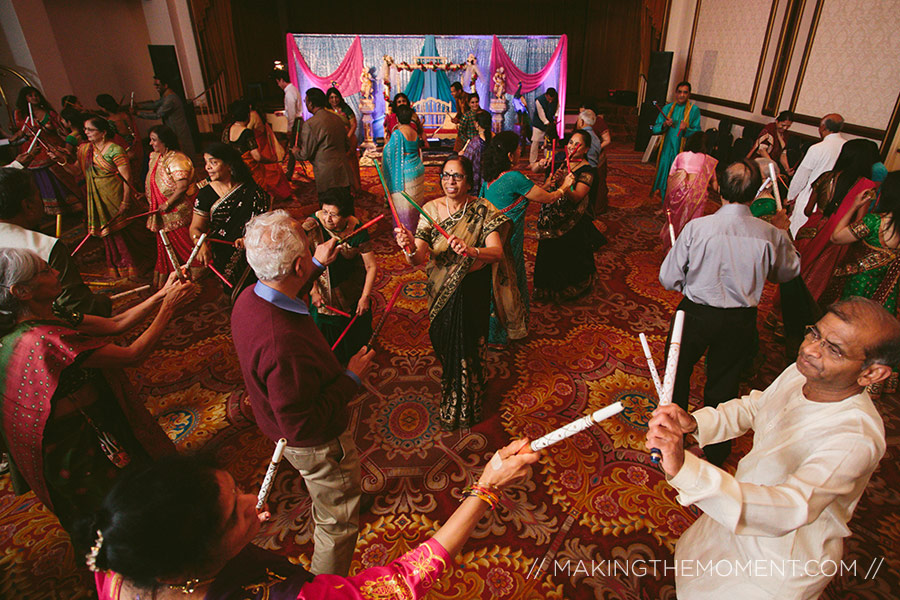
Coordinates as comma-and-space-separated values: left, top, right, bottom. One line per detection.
768, 162, 783, 211
182, 233, 207, 269
651, 310, 685, 465
639, 333, 664, 400
207, 263, 234, 288
368, 282, 403, 346
256, 438, 287, 510
71, 232, 92, 256
529, 402, 625, 452
331, 313, 360, 351
158, 230, 187, 282
323, 304, 352, 318
665, 209, 676, 246
336, 214, 384, 245
110, 284, 150, 300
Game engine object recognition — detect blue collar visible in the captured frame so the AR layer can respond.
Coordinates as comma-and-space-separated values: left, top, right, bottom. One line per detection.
253, 281, 309, 315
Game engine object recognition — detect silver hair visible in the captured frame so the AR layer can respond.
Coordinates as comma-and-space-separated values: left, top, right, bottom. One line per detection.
243, 210, 307, 281
0, 248, 43, 333
579, 109, 596, 127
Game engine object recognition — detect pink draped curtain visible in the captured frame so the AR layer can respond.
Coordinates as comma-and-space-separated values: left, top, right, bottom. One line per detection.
286, 33, 364, 117
490, 35, 567, 138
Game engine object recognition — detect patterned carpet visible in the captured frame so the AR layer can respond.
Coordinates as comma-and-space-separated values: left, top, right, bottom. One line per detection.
2, 142, 898, 599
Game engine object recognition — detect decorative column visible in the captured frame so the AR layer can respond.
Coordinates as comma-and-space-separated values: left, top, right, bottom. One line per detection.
358, 66, 378, 162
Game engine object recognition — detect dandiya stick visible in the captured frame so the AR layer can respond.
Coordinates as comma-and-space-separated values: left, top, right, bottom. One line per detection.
207, 263, 234, 288
756, 176, 772, 197
71, 232, 92, 256
368, 282, 403, 346
651, 310, 685, 465
373, 159, 411, 252
84, 280, 119, 287
665, 209, 676, 246
399, 191, 477, 258
323, 304, 352, 318
337, 214, 384, 245
182, 233, 207, 269
100, 209, 158, 233
56, 214, 62, 238
26, 128, 42, 154
109, 284, 150, 300
639, 333, 664, 400
256, 438, 287, 510
27, 102, 34, 125
551, 138, 556, 171
768, 162, 783, 211
529, 402, 625, 452
158, 230, 187, 282
207, 237, 236, 246
650, 100, 668, 118
331, 313, 360, 351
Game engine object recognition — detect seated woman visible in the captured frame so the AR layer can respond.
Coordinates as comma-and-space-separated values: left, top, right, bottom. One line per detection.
746, 110, 794, 176
533, 130, 598, 303
481, 131, 573, 345
382, 104, 425, 233
325, 87, 362, 196
191, 143, 271, 298
384, 92, 427, 148
304, 188, 377, 364
146, 125, 197, 288
84, 439, 538, 599
661, 131, 718, 251
223, 100, 291, 203
0, 248, 193, 536
394, 157, 522, 430
461, 110, 493, 193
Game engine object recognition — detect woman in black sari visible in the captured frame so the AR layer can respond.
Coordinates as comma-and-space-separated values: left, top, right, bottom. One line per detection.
190, 143, 270, 298
394, 157, 523, 430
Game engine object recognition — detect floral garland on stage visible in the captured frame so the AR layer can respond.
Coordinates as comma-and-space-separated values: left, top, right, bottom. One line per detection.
381, 54, 481, 104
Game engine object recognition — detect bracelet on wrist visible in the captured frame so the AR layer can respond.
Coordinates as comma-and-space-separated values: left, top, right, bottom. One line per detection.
462, 484, 501, 510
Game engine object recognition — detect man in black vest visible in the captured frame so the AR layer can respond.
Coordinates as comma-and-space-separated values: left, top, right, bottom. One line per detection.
529, 88, 558, 165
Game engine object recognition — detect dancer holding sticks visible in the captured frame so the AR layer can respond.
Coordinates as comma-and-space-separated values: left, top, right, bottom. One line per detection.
304, 188, 377, 364
659, 161, 799, 465
394, 156, 523, 430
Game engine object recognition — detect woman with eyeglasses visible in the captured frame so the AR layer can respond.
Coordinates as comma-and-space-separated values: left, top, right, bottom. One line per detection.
481, 131, 574, 345
393, 156, 523, 429
303, 187, 377, 363
532, 130, 599, 302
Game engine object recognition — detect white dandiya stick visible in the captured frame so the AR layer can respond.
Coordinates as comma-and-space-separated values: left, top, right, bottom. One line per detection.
182, 233, 207, 269
665, 209, 676, 246
529, 402, 625, 452
639, 333, 664, 400
26, 128, 42, 154
110, 284, 150, 300
768, 162, 783, 211
756, 176, 772, 197
28, 102, 34, 125
158, 230, 187, 282
130, 91, 134, 110
256, 438, 287, 510
652, 310, 685, 464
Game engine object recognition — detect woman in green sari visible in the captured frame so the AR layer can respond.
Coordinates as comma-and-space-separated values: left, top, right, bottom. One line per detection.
0, 248, 192, 535
393, 157, 523, 430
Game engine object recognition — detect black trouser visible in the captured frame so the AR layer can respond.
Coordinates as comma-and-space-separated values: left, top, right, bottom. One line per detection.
668, 298, 759, 465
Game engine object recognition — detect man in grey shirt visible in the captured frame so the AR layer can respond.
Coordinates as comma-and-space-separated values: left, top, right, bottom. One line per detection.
659, 160, 799, 466
136, 74, 196, 157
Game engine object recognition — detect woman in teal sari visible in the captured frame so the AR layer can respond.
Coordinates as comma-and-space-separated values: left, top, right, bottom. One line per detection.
481, 131, 573, 344
0, 248, 192, 535
382, 104, 424, 233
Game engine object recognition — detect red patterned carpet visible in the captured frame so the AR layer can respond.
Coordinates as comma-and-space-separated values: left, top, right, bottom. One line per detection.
2, 143, 897, 599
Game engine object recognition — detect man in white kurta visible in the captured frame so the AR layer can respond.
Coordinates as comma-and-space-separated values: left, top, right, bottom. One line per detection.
786, 114, 846, 237
647, 297, 896, 599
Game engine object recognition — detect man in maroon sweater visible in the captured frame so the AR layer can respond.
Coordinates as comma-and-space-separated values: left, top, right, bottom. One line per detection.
231, 209, 375, 576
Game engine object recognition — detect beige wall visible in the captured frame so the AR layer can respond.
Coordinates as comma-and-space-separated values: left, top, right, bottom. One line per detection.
663, 0, 900, 151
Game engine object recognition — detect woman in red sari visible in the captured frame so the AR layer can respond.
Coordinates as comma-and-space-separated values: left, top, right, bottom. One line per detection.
795, 139, 880, 302
223, 100, 291, 203
0, 248, 192, 535
145, 125, 197, 288
661, 131, 718, 250
85, 440, 538, 599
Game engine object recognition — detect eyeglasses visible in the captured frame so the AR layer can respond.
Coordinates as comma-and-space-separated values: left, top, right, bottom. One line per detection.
321, 210, 342, 218
803, 325, 866, 362
440, 172, 465, 182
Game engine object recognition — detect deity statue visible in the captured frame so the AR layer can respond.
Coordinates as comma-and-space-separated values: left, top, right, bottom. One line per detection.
360, 67, 373, 100
492, 67, 506, 100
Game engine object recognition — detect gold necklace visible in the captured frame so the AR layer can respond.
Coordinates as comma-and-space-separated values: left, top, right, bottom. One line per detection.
166, 576, 215, 594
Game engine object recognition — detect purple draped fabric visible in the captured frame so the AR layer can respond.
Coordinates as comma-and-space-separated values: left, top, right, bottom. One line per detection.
489, 35, 568, 138
286, 34, 364, 118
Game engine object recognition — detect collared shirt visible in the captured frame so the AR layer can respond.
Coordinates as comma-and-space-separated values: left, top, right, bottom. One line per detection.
660, 203, 800, 308
787, 132, 846, 236
253, 278, 360, 384
283, 83, 302, 128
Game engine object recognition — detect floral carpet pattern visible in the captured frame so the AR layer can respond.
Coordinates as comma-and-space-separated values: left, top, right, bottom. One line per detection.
1, 143, 897, 599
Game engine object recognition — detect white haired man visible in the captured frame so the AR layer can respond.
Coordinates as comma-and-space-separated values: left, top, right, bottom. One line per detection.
230, 210, 375, 576
647, 297, 897, 598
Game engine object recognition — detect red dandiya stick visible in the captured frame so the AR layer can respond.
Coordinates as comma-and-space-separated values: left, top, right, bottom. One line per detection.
368, 282, 403, 346
100, 209, 157, 232
551, 138, 556, 171
331, 313, 359, 351
71, 232, 92, 256
207, 238, 236, 246
323, 304, 352, 318
398, 191, 477, 258
337, 214, 384, 244
207, 263, 233, 288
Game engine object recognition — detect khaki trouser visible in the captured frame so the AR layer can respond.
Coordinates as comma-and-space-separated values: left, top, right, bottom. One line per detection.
283, 428, 362, 576
529, 126, 547, 165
